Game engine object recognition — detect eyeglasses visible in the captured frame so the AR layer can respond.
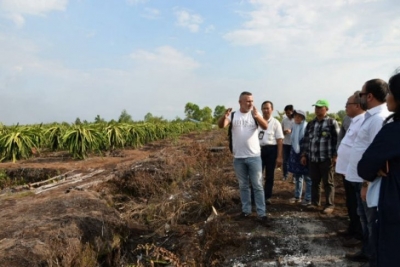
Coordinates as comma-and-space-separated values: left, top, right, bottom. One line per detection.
345, 102, 358, 107
359, 92, 368, 97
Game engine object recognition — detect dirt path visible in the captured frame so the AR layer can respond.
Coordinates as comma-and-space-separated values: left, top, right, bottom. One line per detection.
0, 131, 364, 266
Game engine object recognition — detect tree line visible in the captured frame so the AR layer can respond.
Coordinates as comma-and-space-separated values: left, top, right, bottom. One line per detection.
72, 104, 346, 126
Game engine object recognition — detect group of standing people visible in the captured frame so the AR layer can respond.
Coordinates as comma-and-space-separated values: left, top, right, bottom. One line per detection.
218, 70, 400, 266
217, 92, 340, 223
336, 74, 400, 267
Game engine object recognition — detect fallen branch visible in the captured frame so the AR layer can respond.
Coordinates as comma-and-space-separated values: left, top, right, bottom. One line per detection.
35, 169, 105, 194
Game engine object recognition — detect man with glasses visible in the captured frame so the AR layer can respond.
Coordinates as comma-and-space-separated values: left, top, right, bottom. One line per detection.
345, 79, 390, 267
300, 99, 340, 214
336, 91, 365, 248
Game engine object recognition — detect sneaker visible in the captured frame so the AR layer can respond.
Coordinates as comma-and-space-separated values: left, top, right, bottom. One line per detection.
236, 212, 251, 220
322, 206, 334, 214
307, 204, 319, 209
289, 198, 300, 204
256, 216, 272, 227
265, 199, 272, 205
301, 200, 311, 206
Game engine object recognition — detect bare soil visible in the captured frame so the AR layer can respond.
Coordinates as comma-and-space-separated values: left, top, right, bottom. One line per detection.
0, 129, 362, 267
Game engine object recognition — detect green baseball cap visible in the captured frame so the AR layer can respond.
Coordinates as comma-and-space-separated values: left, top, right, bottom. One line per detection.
312, 99, 329, 108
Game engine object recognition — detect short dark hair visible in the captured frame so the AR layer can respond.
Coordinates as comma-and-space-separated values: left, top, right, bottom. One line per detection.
239, 91, 252, 99
284, 105, 293, 111
364, 79, 389, 102
261, 101, 273, 109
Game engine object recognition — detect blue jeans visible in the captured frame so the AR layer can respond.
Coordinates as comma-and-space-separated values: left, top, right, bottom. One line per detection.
294, 174, 311, 201
283, 144, 291, 178
233, 156, 266, 217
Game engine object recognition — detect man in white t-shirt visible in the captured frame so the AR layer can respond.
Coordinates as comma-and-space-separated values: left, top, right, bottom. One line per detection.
258, 101, 284, 204
344, 79, 390, 266
282, 105, 294, 181
218, 91, 269, 225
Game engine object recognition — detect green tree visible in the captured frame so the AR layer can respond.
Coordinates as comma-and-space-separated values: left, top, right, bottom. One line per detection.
118, 109, 133, 123
184, 102, 200, 120
199, 106, 213, 123
144, 112, 167, 123
144, 112, 153, 122
94, 115, 105, 124
184, 102, 216, 123
336, 110, 346, 123
213, 105, 226, 123
75, 117, 82, 125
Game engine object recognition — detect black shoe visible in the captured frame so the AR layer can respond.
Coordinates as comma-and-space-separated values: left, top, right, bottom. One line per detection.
337, 229, 353, 237
345, 251, 368, 262
256, 216, 272, 227
235, 212, 251, 220
265, 199, 272, 205
343, 238, 362, 248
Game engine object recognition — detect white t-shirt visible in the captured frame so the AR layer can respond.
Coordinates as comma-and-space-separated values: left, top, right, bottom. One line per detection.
336, 113, 365, 175
228, 110, 261, 158
282, 116, 293, 145
259, 117, 284, 146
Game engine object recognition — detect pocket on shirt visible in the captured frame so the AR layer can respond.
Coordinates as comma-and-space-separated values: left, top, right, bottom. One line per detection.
267, 132, 274, 141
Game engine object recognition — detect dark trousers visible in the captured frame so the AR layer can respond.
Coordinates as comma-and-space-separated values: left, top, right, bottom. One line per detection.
282, 144, 291, 178
342, 176, 363, 240
261, 145, 277, 200
351, 182, 378, 267
309, 160, 335, 207
351, 182, 369, 256
364, 205, 378, 267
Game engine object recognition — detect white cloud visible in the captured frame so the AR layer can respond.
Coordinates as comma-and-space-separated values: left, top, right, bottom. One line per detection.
6, 13, 25, 28
0, 0, 68, 26
0, 0, 68, 15
224, 0, 399, 60
174, 8, 203, 33
126, 0, 148, 5
142, 7, 160, 19
130, 46, 200, 70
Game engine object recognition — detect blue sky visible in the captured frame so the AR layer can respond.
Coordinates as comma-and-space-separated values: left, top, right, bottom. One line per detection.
0, 0, 399, 125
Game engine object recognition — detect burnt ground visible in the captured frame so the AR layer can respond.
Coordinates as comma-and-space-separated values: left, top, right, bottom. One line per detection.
0, 129, 363, 267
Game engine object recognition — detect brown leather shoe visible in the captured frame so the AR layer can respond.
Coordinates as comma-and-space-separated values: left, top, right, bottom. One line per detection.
322, 206, 334, 214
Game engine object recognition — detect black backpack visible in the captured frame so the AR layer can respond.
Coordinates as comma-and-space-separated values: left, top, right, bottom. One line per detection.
228, 112, 259, 153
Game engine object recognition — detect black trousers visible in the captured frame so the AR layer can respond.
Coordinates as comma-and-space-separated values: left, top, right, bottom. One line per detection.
342, 175, 363, 239
261, 145, 277, 200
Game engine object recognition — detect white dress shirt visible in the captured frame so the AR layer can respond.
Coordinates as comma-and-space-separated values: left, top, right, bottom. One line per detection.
346, 103, 390, 207
259, 117, 284, 146
336, 113, 365, 175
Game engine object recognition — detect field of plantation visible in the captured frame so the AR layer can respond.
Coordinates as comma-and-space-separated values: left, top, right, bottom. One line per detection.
0, 127, 361, 267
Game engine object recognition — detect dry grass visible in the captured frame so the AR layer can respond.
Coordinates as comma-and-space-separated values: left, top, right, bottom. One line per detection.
105, 129, 241, 266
